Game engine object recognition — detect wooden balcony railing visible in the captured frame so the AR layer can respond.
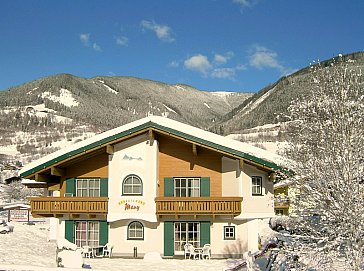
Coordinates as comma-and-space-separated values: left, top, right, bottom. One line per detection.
29, 197, 108, 217
274, 196, 290, 209
155, 197, 243, 217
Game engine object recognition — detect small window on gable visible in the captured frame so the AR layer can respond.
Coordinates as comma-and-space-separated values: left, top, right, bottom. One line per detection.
252, 176, 263, 196
128, 221, 144, 240
122, 174, 143, 195
224, 226, 235, 240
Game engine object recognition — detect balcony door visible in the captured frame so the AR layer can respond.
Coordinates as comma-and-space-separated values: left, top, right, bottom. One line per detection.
174, 222, 200, 255
164, 221, 210, 256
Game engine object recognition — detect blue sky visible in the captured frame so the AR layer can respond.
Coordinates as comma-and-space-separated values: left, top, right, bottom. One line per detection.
1, 0, 363, 93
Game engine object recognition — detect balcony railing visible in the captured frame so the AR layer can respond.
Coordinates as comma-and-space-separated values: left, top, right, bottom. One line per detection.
155, 197, 243, 217
29, 197, 108, 216
274, 196, 290, 209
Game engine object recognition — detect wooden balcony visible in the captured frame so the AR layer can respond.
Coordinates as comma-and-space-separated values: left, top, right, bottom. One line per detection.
29, 197, 108, 217
274, 196, 290, 209
155, 197, 243, 218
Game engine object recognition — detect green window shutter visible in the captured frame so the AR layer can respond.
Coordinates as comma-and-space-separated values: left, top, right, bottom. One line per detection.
164, 177, 174, 197
65, 178, 75, 196
164, 221, 174, 256
200, 221, 211, 246
99, 221, 108, 246
100, 178, 108, 197
200, 177, 210, 197
65, 220, 75, 243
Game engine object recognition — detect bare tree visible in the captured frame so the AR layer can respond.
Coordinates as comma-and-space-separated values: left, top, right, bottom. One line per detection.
280, 59, 364, 270
3, 180, 42, 203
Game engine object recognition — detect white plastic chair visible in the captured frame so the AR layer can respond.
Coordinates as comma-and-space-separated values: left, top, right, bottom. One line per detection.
201, 244, 211, 259
184, 243, 191, 259
102, 243, 113, 258
82, 246, 93, 258
187, 244, 201, 260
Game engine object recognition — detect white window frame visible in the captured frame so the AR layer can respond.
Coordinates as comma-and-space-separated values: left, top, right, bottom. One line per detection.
224, 226, 235, 240
122, 175, 143, 195
251, 176, 263, 196
76, 178, 100, 197
174, 177, 200, 197
127, 221, 144, 240
75, 221, 99, 247
174, 222, 200, 254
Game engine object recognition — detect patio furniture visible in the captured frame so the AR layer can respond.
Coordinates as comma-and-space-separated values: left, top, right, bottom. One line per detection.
82, 246, 93, 258
184, 243, 191, 259
102, 243, 114, 258
186, 244, 201, 260
201, 244, 211, 259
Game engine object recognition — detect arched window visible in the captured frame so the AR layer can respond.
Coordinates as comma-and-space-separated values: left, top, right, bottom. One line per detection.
122, 174, 143, 195
128, 221, 144, 240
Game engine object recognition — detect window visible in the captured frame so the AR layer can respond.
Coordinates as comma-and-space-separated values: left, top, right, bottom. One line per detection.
122, 175, 143, 195
224, 226, 235, 240
75, 221, 99, 247
252, 176, 263, 196
128, 221, 144, 240
174, 222, 200, 253
275, 209, 285, 216
174, 178, 200, 197
76, 179, 100, 197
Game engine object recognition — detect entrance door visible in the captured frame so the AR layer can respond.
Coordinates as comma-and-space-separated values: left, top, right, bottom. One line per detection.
174, 222, 200, 255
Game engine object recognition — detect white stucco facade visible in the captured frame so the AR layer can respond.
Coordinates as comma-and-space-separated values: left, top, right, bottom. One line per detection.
21, 117, 283, 258
107, 134, 159, 223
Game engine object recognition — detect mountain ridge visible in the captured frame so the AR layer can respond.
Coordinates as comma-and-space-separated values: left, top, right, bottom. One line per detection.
1, 51, 363, 180
212, 51, 364, 134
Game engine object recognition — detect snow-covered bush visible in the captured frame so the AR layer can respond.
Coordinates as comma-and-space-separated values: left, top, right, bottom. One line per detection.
280, 59, 364, 270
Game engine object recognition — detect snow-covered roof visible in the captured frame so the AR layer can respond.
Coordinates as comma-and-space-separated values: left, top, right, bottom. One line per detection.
21, 179, 47, 185
0, 203, 30, 210
274, 179, 295, 189
20, 116, 289, 178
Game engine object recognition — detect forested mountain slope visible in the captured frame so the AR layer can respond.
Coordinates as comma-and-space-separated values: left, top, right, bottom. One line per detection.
215, 52, 364, 135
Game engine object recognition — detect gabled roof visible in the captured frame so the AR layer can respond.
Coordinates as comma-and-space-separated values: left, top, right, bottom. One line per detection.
19, 116, 288, 178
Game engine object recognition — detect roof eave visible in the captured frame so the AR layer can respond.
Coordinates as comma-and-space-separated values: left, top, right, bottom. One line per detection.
20, 120, 288, 178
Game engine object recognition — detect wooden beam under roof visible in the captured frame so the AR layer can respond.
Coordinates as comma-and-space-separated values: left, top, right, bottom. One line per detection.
35, 173, 50, 183
51, 167, 65, 177
148, 129, 154, 146
269, 172, 276, 182
192, 144, 198, 156
106, 144, 114, 155
239, 159, 244, 170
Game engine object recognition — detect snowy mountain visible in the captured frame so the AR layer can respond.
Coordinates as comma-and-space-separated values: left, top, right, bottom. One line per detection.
0, 74, 251, 130
214, 51, 364, 135
1, 51, 363, 181
0, 74, 251, 176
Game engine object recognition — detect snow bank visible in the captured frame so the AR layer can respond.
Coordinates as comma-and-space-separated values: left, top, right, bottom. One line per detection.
0, 221, 57, 268
0, 221, 228, 271
40, 88, 79, 107
256, 219, 278, 245
143, 251, 162, 262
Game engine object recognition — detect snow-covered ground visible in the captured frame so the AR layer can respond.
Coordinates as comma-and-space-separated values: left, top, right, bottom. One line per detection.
0, 218, 347, 270
0, 221, 233, 271
0, 221, 56, 268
